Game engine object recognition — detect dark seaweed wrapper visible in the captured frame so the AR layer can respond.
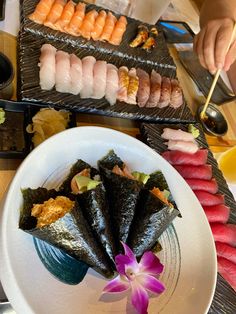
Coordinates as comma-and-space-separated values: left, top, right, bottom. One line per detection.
127, 189, 179, 257
98, 150, 142, 253
19, 188, 114, 278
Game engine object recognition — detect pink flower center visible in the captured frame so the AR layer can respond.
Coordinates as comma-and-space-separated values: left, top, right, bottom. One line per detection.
126, 267, 136, 281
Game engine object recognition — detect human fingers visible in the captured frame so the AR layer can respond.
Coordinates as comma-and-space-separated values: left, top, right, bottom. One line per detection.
224, 39, 236, 71
194, 28, 208, 69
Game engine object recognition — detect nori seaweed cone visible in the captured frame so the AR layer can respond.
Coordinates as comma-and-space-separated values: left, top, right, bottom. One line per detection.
59, 159, 116, 264
19, 188, 114, 278
98, 150, 143, 253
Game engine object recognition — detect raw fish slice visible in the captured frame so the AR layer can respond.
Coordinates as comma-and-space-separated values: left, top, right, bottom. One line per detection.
127, 68, 139, 105
162, 149, 208, 166
70, 54, 83, 95
92, 60, 107, 99
100, 12, 117, 41
170, 79, 183, 108
218, 257, 236, 292
194, 191, 224, 206
203, 204, 230, 223
44, 0, 66, 30
216, 242, 236, 264
186, 178, 218, 194
109, 16, 127, 45
146, 70, 161, 107
55, 51, 71, 93
39, 44, 57, 90
117, 66, 129, 102
158, 77, 171, 108
64, 2, 86, 36
54, 0, 75, 32
165, 140, 199, 154
210, 223, 236, 246
105, 63, 119, 105
91, 10, 107, 41
80, 56, 96, 98
161, 127, 195, 142
79, 10, 98, 40
174, 164, 212, 180
28, 0, 54, 24
136, 68, 150, 107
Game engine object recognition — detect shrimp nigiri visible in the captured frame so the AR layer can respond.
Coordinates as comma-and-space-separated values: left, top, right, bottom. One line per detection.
91, 10, 107, 41
54, 0, 75, 32
44, 0, 66, 30
64, 2, 86, 36
109, 16, 127, 46
79, 10, 98, 40
29, 0, 54, 24
100, 12, 117, 42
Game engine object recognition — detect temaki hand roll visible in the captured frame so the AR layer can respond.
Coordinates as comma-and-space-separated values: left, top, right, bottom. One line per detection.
127, 171, 180, 257
19, 187, 114, 278
60, 159, 116, 264
98, 150, 143, 253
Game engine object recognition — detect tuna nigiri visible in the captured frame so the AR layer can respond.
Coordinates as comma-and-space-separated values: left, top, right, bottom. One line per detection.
165, 140, 199, 154
100, 12, 117, 42
91, 10, 107, 41
39, 44, 57, 90
158, 77, 171, 108
55, 51, 71, 93
105, 64, 119, 106
92, 60, 107, 99
109, 16, 127, 45
44, 0, 66, 30
218, 257, 236, 291
194, 191, 224, 206
136, 68, 150, 107
117, 66, 129, 102
186, 178, 218, 194
70, 54, 83, 95
79, 10, 98, 40
29, 0, 54, 24
127, 68, 139, 105
54, 0, 75, 32
146, 70, 161, 107
216, 242, 236, 264
161, 128, 195, 142
174, 164, 212, 180
80, 56, 96, 98
65, 2, 86, 36
170, 79, 183, 108
203, 204, 230, 223
211, 223, 236, 247
162, 149, 208, 166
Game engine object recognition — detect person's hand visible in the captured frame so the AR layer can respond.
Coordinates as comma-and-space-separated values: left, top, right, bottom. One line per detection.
193, 17, 236, 74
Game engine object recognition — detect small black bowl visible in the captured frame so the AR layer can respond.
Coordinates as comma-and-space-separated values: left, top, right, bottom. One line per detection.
196, 103, 228, 137
0, 52, 14, 99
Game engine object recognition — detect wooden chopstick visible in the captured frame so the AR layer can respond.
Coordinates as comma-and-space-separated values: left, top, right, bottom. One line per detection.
200, 22, 236, 120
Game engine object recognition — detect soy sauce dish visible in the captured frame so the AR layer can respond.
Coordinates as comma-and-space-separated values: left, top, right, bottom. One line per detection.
197, 104, 228, 137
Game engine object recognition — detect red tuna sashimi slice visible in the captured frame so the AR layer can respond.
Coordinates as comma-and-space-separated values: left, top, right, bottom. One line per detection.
203, 204, 230, 223
162, 149, 208, 166
218, 257, 236, 292
185, 178, 218, 194
174, 165, 212, 180
216, 242, 236, 264
210, 223, 236, 246
194, 191, 224, 206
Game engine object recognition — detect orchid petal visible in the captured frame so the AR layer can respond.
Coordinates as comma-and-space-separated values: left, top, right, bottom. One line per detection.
103, 275, 130, 293
137, 274, 165, 294
139, 251, 164, 275
121, 242, 137, 262
115, 254, 132, 275
130, 281, 149, 314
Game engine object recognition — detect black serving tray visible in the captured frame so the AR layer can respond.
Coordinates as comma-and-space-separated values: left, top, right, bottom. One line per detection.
140, 122, 236, 313
18, 29, 195, 123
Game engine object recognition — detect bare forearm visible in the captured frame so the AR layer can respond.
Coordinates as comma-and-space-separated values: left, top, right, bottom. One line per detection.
200, 0, 236, 27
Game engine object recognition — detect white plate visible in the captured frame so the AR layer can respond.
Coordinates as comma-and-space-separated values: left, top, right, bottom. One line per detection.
0, 126, 217, 314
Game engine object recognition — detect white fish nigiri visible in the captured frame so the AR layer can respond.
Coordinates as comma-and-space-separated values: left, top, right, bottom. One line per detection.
80, 56, 96, 98
70, 54, 83, 95
105, 63, 119, 105
161, 128, 195, 142
165, 139, 199, 154
92, 60, 107, 99
55, 51, 71, 93
39, 44, 57, 90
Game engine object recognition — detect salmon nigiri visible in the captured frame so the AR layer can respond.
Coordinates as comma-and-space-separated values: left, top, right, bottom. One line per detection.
91, 10, 107, 41
64, 2, 86, 36
44, 0, 66, 30
54, 0, 75, 32
100, 12, 117, 42
28, 0, 54, 24
79, 10, 98, 40
109, 16, 127, 45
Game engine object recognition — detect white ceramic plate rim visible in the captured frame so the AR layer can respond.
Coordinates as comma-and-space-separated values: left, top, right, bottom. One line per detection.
0, 126, 217, 314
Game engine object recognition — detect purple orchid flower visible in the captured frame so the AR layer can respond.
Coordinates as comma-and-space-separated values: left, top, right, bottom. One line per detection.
103, 242, 165, 314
